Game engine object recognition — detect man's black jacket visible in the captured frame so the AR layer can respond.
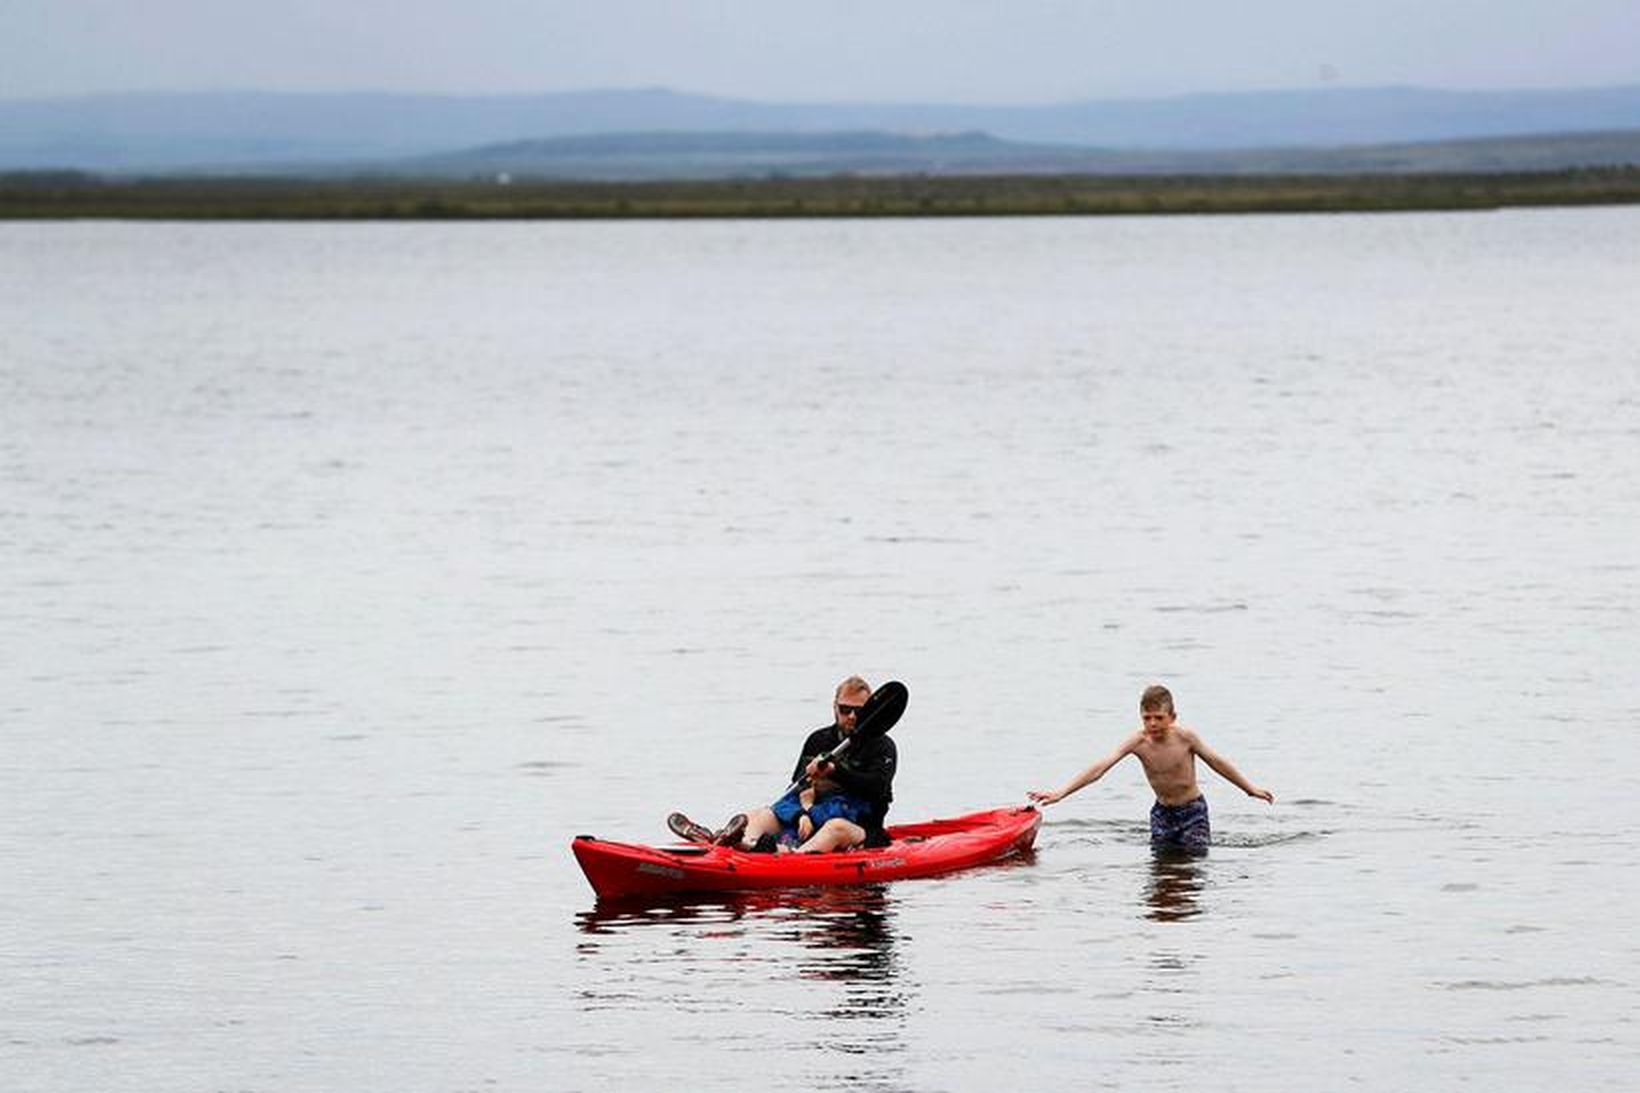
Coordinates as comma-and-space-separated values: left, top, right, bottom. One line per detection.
791, 723, 898, 840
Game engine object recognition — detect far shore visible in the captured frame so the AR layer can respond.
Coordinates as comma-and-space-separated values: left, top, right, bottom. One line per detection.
3, 168, 1639, 220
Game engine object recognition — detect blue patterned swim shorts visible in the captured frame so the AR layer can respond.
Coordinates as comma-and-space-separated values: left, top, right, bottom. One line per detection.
1150, 796, 1210, 849
770, 787, 869, 846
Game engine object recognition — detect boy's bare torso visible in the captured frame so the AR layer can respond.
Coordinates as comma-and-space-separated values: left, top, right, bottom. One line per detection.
1130, 726, 1203, 806
1026, 690, 1273, 816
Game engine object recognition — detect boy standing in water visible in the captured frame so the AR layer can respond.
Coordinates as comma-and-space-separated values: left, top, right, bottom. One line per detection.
1028, 685, 1274, 849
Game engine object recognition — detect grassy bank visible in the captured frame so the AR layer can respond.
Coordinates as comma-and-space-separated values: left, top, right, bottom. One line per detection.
4, 168, 1640, 219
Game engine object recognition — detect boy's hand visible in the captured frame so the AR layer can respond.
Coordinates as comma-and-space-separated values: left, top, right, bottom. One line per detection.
1027, 789, 1062, 805
1249, 787, 1275, 803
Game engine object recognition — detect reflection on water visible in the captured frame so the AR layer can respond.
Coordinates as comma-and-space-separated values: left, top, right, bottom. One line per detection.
1144, 847, 1207, 922
576, 886, 911, 1047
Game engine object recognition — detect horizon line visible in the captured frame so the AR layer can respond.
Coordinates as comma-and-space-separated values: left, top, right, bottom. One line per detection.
7, 79, 1640, 109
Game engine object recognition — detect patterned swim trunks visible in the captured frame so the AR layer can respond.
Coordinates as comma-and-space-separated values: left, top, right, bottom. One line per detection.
1150, 796, 1210, 849
770, 787, 869, 846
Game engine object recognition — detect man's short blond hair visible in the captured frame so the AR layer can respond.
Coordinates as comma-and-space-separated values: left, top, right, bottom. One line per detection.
1140, 684, 1174, 714
835, 675, 872, 699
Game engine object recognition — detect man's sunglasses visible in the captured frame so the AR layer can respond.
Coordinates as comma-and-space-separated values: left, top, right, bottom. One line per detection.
836, 703, 866, 717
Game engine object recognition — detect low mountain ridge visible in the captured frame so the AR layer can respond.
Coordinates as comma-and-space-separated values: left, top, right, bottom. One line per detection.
6, 85, 1640, 171
383, 126, 1640, 180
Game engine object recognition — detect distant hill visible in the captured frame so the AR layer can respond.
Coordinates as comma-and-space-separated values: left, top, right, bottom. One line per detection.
1182, 128, 1640, 174
362, 127, 1640, 180
397, 130, 1047, 180
6, 85, 1640, 172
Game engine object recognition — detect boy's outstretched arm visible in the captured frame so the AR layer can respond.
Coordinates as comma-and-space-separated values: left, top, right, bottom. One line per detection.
1187, 732, 1275, 803
1028, 734, 1139, 805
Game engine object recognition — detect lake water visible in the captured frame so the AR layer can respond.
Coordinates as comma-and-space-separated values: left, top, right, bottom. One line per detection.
3, 210, 1638, 1091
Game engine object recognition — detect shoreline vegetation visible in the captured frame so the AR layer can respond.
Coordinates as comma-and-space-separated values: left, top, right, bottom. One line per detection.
4, 168, 1640, 220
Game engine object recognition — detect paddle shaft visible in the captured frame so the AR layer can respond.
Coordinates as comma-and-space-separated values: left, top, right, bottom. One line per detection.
777, 733, 858, 800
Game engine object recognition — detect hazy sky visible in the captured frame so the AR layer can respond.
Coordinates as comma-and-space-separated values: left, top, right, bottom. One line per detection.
6, 0, 1640, 102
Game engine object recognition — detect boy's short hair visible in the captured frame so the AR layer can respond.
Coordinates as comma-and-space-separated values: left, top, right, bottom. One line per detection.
1140, 684, 1174, 714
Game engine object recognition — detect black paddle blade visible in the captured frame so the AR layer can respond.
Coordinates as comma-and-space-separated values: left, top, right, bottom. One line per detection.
856, 680, 908, 739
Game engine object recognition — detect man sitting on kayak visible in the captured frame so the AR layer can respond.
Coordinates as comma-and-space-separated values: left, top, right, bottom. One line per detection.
670, 675, 897, 853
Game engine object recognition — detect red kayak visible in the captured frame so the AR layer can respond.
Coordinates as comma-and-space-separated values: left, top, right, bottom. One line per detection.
573, 806, 1041, 900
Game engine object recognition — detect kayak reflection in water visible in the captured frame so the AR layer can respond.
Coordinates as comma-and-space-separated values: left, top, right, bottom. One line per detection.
575, 887, 910, 1024
669, 675, 899, 854
1027, 684, 1274, 850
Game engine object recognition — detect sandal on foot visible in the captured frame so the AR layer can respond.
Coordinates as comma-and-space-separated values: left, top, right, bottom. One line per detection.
667, 812, 715, 843
712, 813, 748, 847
